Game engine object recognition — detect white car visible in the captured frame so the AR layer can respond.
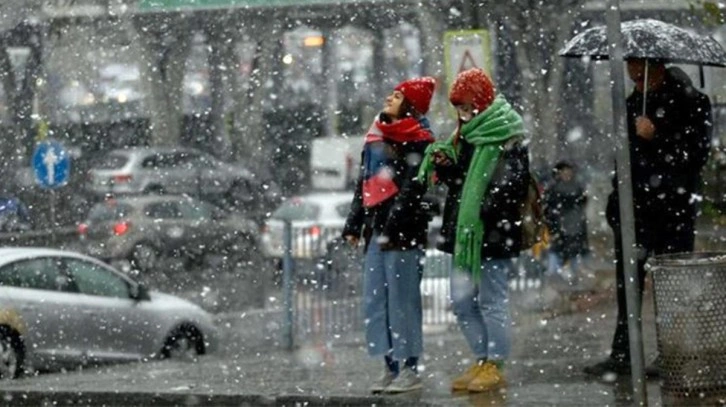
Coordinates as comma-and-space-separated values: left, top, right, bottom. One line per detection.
261, 192, 354, 260
0, 248, 218, 379
261, 192, 443, 260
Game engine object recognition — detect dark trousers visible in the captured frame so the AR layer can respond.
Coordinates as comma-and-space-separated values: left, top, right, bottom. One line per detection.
609, 219, 695, 363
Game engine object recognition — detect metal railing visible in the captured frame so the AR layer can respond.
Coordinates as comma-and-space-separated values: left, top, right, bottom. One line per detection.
281, 223, 546, 349
0, 227, 77, 248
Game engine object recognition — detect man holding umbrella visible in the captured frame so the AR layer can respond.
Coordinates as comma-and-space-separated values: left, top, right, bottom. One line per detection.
559, 18, 720, 381
584, 58, 712, 378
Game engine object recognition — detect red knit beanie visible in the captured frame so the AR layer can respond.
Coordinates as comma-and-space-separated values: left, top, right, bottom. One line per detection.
394, 76, 436, 115
449, 68, 496, 113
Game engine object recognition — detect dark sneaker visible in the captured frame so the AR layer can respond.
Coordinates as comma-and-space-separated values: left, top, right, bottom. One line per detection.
370, 368, 396, 394
384, 368, 422, 393
583, 357, 631, 378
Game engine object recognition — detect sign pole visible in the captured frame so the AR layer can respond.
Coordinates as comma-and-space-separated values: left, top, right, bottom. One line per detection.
50, 189, 56, 246
605, 0, 647, 404
283, 220, 294, 350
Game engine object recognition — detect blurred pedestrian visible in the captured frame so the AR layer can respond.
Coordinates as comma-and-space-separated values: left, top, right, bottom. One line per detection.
583, 60, 712, 379
0, 195, 32, 232
543, 161, 589, 285
418, 68, 529, 392
342, 76, 436, 394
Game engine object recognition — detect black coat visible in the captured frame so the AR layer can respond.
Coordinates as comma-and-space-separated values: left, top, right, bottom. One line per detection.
435, 138, 530, 260
544, 178, 589, 259
607, 68, 712, 248
343, 139, 432, 250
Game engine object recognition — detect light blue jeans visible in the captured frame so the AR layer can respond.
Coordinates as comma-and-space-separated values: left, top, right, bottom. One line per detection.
547, 252, 582, 276
363, 234, 423, 360
450, 258, 513, 361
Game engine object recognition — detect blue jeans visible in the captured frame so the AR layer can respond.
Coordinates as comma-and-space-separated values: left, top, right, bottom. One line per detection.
547, 252, 582, 276
363, 234, 423, 360
450, 258, 513, 361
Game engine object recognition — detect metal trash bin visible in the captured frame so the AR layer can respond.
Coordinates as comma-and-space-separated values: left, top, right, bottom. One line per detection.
647, 252, 726, 403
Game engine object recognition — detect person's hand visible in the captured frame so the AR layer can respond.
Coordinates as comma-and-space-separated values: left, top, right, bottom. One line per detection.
344, 234, 359, 247
635, 116, 656, 141
433, 151, 452, 167
376, 234, 395, 251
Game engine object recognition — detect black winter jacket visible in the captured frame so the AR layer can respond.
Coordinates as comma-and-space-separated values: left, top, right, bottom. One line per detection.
435, 138, 530, 259
607, 68, 712, 238
342, 139, 432, 250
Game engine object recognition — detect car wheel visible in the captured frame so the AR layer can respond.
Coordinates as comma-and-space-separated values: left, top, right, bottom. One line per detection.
161, 325, 205, 361
131, 243, 159, 273
144, 185, 165, 195
228, 235, 258, 266
227, 181, 253, 208
0, 327, 23, 380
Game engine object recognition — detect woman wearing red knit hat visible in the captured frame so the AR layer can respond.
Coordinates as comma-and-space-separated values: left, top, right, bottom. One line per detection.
419, 68, 530, 392
342, 76, 436, 394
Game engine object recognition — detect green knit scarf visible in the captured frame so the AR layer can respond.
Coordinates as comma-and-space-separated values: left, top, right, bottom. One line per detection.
419, 95, 524, 278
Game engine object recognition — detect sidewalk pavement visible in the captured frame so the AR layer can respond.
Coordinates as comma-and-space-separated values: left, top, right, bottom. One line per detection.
1, 271, 673, 407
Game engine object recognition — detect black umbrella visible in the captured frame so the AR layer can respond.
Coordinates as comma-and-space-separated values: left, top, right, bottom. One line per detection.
561, 18, 726, 115
559, 18, 726, 67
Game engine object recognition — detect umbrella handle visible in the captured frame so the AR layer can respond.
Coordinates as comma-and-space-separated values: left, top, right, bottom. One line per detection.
642, 59, 648, 117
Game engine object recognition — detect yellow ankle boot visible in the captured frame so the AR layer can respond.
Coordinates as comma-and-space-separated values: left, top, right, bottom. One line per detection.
467, 361, 506, 392
451, 362, 484, 391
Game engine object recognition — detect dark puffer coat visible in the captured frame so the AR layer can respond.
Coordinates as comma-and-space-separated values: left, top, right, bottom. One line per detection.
435, 138, 530, 260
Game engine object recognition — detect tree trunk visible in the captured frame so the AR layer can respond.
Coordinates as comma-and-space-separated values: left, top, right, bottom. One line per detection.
547, 16, 577, 162
0, 45, 17, 117
321, 28, 338, 138
137, 36, 173, 146
233, 19, 282, 174
15, 42, 41, 164
512, 41, 545, 157
370, 29, 386, 104
132, 16, 191, 147
0, 43, 18, 178
163, 32, 190, 146
226, 38, 245, 161
207, 28, 233, 159
417, 4, 449, 132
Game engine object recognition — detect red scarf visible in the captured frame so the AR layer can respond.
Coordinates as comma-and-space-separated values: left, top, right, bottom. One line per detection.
361, 117, 433, 208
367, 117, 435, 144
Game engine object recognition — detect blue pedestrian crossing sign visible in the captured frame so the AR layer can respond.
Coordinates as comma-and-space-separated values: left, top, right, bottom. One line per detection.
32, 140, 70, 189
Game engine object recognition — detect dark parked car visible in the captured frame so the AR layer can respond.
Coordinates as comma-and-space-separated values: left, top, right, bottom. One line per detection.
85, 147, 281, 221
78, 195, 259, 272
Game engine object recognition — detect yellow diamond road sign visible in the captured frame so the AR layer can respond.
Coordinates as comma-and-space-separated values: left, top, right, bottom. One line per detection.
444, 29, 493, 91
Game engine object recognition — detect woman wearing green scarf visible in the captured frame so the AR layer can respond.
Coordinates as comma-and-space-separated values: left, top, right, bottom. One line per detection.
419, 68, 530, 393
